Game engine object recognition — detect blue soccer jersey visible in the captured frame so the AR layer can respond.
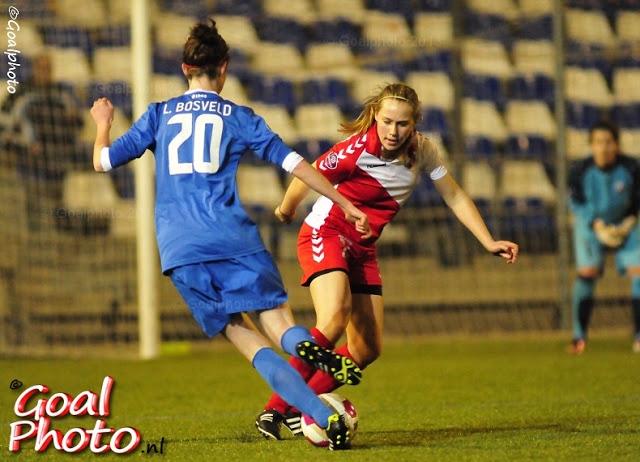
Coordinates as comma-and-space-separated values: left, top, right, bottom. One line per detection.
568, 154, 640, 227
101, 90, 302, 273
569, 154, 640, 272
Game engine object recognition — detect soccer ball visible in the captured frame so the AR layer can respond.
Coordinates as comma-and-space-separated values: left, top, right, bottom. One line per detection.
300, 393, 359, 448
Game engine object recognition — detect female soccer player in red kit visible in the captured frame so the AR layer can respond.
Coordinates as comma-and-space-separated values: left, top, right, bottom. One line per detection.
256, 83, 519, 440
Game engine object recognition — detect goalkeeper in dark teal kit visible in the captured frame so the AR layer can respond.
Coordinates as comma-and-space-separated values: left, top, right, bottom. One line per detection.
568, 120, 640, 354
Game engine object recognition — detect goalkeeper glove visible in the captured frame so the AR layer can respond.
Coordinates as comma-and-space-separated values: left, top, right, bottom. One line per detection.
615, 215, 637, 238
593, 219, 624, 249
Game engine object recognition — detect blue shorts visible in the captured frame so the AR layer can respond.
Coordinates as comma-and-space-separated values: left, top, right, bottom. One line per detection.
168, 250, 288, 337
573, 223, 640, 275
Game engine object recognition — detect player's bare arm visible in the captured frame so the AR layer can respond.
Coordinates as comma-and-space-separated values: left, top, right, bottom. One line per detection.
275, 164, 314, 224
434, 173, 519, 264
90, 97, 115, 172
289, 160, 372, 238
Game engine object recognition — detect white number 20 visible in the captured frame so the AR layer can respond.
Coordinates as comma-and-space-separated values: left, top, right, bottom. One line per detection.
167, 113, 223, 175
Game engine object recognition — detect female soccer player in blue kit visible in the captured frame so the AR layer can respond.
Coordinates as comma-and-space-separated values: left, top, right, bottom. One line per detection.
568, 120, 640, 354
89, 20, 371, 450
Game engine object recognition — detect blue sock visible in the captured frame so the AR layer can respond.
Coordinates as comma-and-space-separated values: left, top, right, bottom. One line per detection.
280, 325, 314, 357
252, 348, 333, 427
631, 278, 640, 340
572, 276, 594, 340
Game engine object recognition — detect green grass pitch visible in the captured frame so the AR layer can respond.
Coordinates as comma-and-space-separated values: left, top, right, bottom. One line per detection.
1, 332, 639, 461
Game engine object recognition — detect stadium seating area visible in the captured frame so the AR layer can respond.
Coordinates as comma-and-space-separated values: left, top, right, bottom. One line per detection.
2, 0, 640, 256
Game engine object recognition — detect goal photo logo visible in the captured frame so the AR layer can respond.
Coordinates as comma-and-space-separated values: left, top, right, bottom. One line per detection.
8, 376, 142, 454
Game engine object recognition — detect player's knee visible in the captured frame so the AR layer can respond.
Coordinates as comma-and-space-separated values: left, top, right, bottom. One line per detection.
577, 268, 600, 279
363, 343, 382, 368
350, 338, 382, 369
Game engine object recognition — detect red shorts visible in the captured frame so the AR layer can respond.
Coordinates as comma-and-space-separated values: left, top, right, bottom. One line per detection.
297, 222, 382, 292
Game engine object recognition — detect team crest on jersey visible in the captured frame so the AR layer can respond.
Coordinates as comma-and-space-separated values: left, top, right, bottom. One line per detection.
614, 180, 626, 194
320, 152, 339, 170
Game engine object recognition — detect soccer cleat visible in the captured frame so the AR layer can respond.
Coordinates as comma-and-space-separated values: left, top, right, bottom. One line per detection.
568, 338, 586, 355
283, 410, 303, 436
255, 409, 284, 440
325, 413, 351, 450
295, 341, 362, 385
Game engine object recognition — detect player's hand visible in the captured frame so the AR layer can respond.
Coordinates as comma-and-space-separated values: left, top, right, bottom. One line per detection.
90, 97, 115, 126
593, 219, 624, 248
614, 215, 637, 238
274, 205, 296, 224
489, 240, 519, 264
343, 205, 372, 239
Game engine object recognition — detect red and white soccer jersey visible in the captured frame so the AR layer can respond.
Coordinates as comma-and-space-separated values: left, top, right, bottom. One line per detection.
298, 123, 447, 287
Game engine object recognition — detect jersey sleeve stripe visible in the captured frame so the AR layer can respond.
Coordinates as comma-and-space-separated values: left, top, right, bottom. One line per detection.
282, 152, 304, 173
101, 146, 113, 172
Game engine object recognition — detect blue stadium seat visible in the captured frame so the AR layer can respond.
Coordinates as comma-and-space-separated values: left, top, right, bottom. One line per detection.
14, 0, 55, 19
226, 49, 253, 82
293, 139, 335, 162
300, 78, 353, 112
517, 15, 553, 40
417, 108, 450, 136
405, 173, 445, 208
153, 48, 182, 76
615, 0, 640, 9
94, 25, 131, 47
565, 0, 606, 9
109, 166, 135, 199
365, 0, 415, 22
464, 12, 513, 45
509, 74, 555, 107
253, 16, 308, 52
409, 51, 453, 74
87, 81, 133, 119
415, 0, 451, 11
465, 136, 497, 161
615, 43, 640, 67
362, 59, 408, 82
611, 103, 640, 128
213, 0, 263, 16
566, 101, 602, 129
308, 19, 363, 53
565, 41, 613, 84
157, 0, 209, 18
499, 197, 557, 253
246, 75, 298, 112
39, 25, 94, 58
464, 75, 506, 110
505, 135, 552, 162
0, 55, 33, 84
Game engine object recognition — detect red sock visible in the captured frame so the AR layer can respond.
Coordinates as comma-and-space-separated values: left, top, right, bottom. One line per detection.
310, 327, 333, 349
306, 343, 358, 396
264, 327, 335, 413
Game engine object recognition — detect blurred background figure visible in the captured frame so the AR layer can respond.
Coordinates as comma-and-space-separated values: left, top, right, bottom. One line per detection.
2, 53, 85, 226
568, 120, 640, 354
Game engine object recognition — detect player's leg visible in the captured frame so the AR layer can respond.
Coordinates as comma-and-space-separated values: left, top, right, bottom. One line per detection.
257, 276, 360, 438
305, 251, 384, 394
615, 231, 640, 351
570, 224, 603, 354
306, 292, 384, 396
168, 260, 350, 447
224, 316, 351, 449
630, 274, 640, 352
258, 302, 362, 386
260, 273, 348, 435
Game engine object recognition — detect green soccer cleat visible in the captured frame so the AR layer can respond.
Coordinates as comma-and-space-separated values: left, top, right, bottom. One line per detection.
295, 341, 362, 386
325, 413, 351, 450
